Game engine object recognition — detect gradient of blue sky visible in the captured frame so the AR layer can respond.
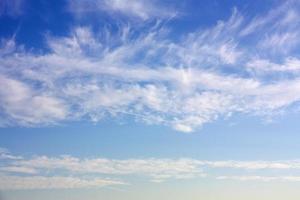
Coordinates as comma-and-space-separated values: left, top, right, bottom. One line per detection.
1, 0, 300, 199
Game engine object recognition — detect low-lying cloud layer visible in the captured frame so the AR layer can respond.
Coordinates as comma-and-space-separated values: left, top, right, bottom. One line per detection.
2, 148, 300, 190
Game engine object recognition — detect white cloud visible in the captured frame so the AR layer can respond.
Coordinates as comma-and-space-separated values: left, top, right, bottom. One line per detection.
242, 2, 300, 54
0, 24, 243, 131
201, 160, 300, 170
173, 8, 243, 67
0, 175, 125, 190
238, 1, 300, 57
0, 75, 68, 126
259, 32, 299, 53
216, 176, 300, 182
2, 1, 300, 131
247, 58, 300, 73
0, 166, 38, 174
3, 150, 300, 188
13, 156, 206, 182
69, 0, 177, 20
239, 1, 295, 36
0, 148, 22, 160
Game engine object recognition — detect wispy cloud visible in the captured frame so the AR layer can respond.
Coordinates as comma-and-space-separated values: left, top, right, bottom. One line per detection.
0, 175, 125, 190
240, 1, 300, 54
10, 155, 207, 182
217, 176, 300, 182
1, 1, 300, 132
2, 150, 300, 189
247, 58, 300, 74
69, 0, 177, 20
0, 147, 22, 160
0, 0, 25, 17
0, 75, 68, 127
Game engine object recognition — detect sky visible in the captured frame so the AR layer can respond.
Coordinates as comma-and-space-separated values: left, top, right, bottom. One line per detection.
1, 0, 300, 199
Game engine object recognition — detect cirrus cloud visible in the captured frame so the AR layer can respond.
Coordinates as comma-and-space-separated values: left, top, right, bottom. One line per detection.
1, 1, 300, 132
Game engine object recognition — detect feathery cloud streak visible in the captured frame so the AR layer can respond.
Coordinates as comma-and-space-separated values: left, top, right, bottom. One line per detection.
69, 0, 177, 20
1, 1, 300, 132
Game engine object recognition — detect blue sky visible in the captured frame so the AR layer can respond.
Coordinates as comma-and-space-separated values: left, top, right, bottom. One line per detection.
1, 0, 300, 199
